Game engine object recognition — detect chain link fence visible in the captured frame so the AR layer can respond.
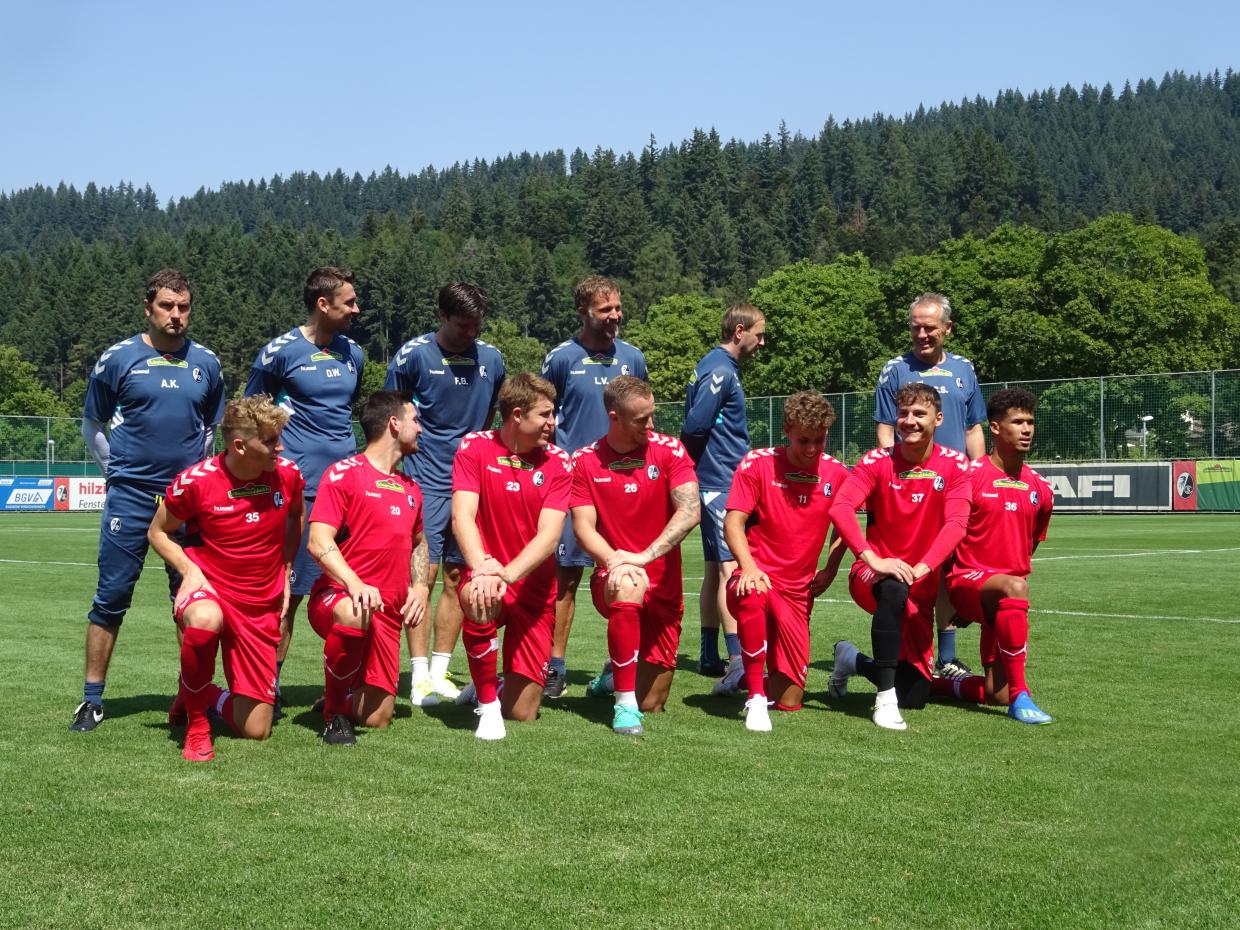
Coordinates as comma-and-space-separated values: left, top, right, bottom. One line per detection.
3, 370, 1238, 475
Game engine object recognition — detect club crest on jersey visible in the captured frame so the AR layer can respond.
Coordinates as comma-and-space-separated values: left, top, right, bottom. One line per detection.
228, 484, 272, 499
823, 482, 834, 498
647, 464, 659, 481
956, 377, 964, 389
408, 495, 416, 507
273, 491, 285, 509
933, 476, 945, 492
533, 471, 545, 487
498, 456, 533, 470
608, 457, 644, 471
993, 478, 1029, 491
375, 478, 404, 493
192, 367, 202, 382
479, 365, 488, 379
1030, 491, 1039, 506
109, 517, 122, 534
622, 364, 630, 375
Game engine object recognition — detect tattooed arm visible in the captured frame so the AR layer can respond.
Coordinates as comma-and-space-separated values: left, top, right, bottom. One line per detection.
606, 481, 701, 570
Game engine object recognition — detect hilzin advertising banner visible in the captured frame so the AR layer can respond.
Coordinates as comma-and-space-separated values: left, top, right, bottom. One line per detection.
0, 477, 56, 511
1029, 462, 1171, 511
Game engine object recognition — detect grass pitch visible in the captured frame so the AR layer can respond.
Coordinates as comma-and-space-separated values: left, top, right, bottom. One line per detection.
1, 513, 1237, 930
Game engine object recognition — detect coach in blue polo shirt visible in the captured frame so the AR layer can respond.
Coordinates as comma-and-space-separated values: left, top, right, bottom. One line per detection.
874, 291, 986, 679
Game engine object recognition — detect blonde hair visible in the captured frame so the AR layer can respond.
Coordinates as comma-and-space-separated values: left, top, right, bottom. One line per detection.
221, 395, 290, 442
783, 391, 835, 433
498, 373, 556, 421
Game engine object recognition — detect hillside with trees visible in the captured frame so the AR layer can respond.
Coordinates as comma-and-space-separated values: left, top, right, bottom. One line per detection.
1, 69, 1238, 415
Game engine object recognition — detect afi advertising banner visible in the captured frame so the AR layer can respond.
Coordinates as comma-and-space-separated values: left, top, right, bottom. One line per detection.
1028, 462, 1171, 511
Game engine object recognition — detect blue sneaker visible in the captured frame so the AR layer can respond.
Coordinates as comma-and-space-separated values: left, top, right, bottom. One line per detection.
586, 668, 615, 699
612, 703, 644, 735
1008, 692, 1053, 725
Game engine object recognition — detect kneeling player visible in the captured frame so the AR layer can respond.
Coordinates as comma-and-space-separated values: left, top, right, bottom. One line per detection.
827, 383, 970, 730
935, 388, 1054, 724
452, 374, 572, 740
306, 391, 431, 746
150, 396, 305, 761
569, 376, 699, 735
724, 392, 850, 731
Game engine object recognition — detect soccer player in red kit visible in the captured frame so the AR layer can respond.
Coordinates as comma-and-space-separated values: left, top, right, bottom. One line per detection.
569, 376, 700, 736
724, 392, 850, 732
452, 373, 573, 740
828, 382, 971, 731
937, 387, 1054, 724
306, 391, 432, 746
149, 396, 305, 761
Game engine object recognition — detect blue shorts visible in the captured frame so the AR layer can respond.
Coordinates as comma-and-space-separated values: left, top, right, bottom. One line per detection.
289, 495, 323, 597
88, 480, 180, 627
422, 493, 464, 565
555, 516, 593, 569
698, 488, 735, 563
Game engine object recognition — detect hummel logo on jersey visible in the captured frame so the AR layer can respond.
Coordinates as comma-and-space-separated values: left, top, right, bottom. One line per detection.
981, 492, 999, 498
213, 504, 236, 512
709, 373, 726, 395
593, 476, 612, 483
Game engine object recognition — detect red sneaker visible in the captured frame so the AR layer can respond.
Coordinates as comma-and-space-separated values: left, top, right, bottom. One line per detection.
182, 716, 214, 762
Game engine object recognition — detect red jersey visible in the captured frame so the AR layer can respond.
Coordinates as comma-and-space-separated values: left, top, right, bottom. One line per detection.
568, 431, 698, 588
727, 447, 850, 596
830, 444, 971, 570
952, 457, 1053, 578
309, 455, 425, 602
165, 454, 305, 607
452, 430, 573, 588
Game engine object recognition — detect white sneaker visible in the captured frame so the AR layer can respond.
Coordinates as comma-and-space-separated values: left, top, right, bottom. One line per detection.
410, 677, 440, 707
430, 675, 461, 701
743, 695, 772, 732
828, 640, 859, 698
712, 656, 745, 695
871, 691, 907, 731
455, 680, 478, 706
474, 700, 506, 740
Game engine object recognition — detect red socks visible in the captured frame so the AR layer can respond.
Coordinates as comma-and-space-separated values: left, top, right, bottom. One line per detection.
179, 626, 220, 719
995, 597, 1030, 700
462, 619, 500, 705
734, 594, 768, 699
607, 602, 641, 693
323, 624, 366, 718
931, 674, 988, 703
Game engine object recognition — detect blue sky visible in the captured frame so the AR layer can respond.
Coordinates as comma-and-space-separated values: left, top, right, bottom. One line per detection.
4, 0, 1236, 201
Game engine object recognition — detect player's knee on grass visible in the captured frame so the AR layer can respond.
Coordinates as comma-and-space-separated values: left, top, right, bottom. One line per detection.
637, 662, 674, 713
233, 696, 273, 740
181, 598, 224, 633
501, 674, 542, 721
354, 686, 395, 728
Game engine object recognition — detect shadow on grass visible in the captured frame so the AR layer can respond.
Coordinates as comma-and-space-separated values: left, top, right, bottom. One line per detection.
99, 692, 173, 721
680, 691, 746, 720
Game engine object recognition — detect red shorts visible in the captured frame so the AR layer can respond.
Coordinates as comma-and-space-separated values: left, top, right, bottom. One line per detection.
460, 570, 556, 685
725, 572, 812, 688
175, 588, 279, 704
947, 569, 1015, 666
307, 585, 405, 696
590, 569, 685, 671
847, 562, 937, 680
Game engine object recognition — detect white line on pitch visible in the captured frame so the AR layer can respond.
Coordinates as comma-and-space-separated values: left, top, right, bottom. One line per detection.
1033, 546, 1240, 562
1032, 608, 1239, 625
0, 558, 94, 567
